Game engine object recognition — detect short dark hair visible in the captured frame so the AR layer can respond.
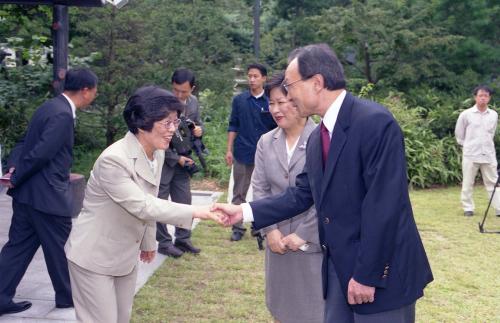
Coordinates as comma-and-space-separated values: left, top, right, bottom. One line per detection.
123, 86, 183, 134
291, 43, 345, 91
171, 68, 196, 87
473, 85, 493, 96
63, 68, 98, 91
247, 63, 267, 77
265, 72, 285, 98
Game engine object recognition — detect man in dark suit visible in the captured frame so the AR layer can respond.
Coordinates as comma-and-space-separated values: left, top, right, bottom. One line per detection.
214, 44, 433, 322
0, 68, 97, 316
156, 68, 203, 257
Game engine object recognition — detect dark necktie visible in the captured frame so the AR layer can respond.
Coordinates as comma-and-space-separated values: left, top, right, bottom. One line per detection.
320, 121, 330, 166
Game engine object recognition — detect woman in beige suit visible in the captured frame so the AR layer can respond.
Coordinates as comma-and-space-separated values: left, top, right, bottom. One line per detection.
252, 73, 324, 323
65, 86, 218, 323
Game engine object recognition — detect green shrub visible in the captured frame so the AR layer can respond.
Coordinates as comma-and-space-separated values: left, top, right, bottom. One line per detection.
382, 95, 462, 189
199, 89, 232, 185
72, 146, 101, 178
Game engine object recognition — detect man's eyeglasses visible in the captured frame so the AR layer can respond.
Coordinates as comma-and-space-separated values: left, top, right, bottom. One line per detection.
281, 78, 305, 92
159, 119, 181, 129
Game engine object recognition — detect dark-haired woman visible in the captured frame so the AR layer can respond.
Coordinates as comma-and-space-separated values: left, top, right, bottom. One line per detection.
65, 86, 219, 323
252, 73, 324, 323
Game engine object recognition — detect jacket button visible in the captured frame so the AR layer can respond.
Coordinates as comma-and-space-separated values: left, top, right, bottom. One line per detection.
284, 173, 289, 179
382, 274, 388, 279
324, 217, 330, 224
321, 244, 327, 251
384, 270, 389, 275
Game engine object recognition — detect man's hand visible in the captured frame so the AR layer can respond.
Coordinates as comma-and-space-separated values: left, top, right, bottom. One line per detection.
225, 151, 233, 166
282, 233, 306, 251
266, 229, 286, 254
178, 156, 194, 167
193, 125, 203, 137
140, 250, 156, 263
211, 203, 243, 226
347, 278, 375, 305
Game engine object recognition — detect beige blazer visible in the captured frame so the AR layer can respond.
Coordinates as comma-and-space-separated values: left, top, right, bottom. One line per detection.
65, 132, 195, 276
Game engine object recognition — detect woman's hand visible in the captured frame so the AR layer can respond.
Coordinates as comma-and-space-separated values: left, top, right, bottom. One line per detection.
266, 229, 286, 254
140, 250, 156, 263
282, 233, 306, 251
193, 205, 224, 224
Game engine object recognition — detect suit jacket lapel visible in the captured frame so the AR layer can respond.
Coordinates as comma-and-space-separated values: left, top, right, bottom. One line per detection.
123, 132, 158, 186
289, 119, 316, 170
272, 128, 289, 173
319, 92, 354, 205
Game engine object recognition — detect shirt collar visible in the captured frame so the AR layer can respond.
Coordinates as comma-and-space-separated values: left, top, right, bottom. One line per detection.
472, 105, 489, 114
321, 90, 346, 134
62, 93, 77, 119
252, 90, 265, 99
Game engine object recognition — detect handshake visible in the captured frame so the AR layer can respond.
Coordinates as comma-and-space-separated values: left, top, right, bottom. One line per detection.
192, 203, 244, 227
193, 203, 308, 253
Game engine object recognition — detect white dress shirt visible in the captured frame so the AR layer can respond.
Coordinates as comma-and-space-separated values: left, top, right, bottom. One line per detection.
241, 90, 347, 223
62, 93, 77, 119
455, 105, 498, 163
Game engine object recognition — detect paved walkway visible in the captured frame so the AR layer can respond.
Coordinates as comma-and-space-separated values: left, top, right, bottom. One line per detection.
0, 188, 221, 322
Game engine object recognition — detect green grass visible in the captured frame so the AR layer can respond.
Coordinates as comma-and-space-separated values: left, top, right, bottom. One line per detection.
131, 186, 500, 323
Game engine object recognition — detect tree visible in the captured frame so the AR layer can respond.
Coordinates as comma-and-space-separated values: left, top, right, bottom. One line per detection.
71, 3, 156, 146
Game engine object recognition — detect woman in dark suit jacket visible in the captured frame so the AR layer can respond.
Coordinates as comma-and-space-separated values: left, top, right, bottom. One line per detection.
252, 73, 324, 323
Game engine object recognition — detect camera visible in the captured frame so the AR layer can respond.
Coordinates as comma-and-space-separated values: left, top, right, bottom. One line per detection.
183, 162, 200, 177
170, 116, 208, 176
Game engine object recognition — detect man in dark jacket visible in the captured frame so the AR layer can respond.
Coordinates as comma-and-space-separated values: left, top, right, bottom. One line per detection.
214, 44, 432, 323
0, 68, 97, 316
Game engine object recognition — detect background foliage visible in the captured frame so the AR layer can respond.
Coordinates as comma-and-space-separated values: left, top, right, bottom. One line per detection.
0, 0, 499, 187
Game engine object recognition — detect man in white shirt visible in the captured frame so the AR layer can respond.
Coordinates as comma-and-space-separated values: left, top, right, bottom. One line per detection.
455, 85, 499, 217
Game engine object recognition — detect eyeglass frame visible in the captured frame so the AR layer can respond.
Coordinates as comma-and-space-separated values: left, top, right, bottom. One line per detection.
158, 118, 181, 129
282, 74, 316, 93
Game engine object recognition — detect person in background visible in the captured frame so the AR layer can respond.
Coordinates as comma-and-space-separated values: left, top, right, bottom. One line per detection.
0, 68, 97, 316
156, 68, 203, 258
252, 72, 324, 323
65, 86, 220, 323
455, 85, 500, 217
226, 63, 277, 241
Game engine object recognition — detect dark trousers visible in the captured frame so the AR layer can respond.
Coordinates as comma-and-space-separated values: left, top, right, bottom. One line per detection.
0, 200, 72, 308
231, 159, 254, 233
325, 258, 415, 323
156, 163, 192, 247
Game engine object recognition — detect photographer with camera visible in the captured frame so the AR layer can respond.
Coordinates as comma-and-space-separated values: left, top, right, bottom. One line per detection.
156, 68, 203, 258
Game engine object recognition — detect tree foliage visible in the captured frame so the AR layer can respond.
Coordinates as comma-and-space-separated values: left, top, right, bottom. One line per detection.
0, 0, 498, 186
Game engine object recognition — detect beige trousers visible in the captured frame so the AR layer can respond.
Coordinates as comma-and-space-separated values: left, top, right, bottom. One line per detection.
461, 158, 500, 213
68, 260, 138, 323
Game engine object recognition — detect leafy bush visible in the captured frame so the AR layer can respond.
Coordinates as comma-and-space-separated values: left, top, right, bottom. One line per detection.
0, 65, 51, 170
382, 95, 462, 188
198, 89, 232, 185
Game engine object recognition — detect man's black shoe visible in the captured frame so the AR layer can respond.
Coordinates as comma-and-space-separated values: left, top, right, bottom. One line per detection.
55, 303, 74, 309
464, 211, 474, 217
0, 301, 32, 316
230, 230, 244, 241
158, 245, 184, 258
175, 240, 201, 254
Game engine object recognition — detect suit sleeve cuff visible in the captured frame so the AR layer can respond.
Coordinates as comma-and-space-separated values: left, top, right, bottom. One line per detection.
242, 203, 254, 223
